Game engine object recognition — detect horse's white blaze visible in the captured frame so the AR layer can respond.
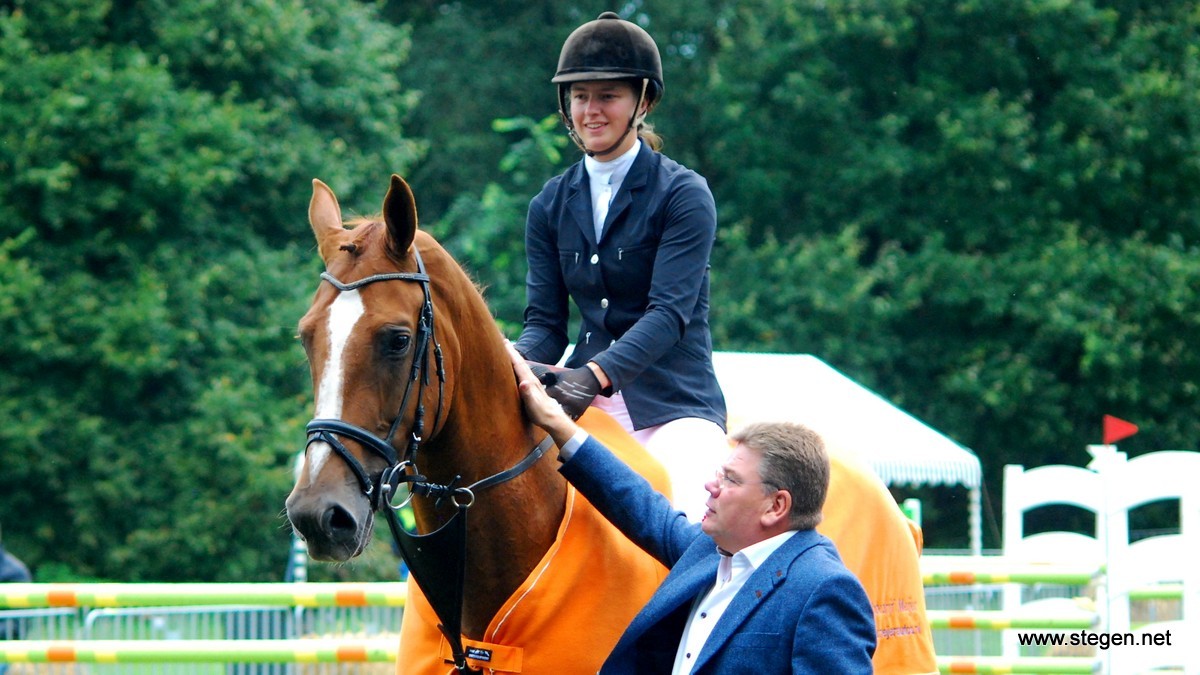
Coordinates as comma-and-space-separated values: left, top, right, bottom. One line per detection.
305, 289, 366, 483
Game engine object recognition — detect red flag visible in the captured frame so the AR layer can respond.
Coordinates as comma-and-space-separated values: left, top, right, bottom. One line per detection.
1103, 415, 1139, 444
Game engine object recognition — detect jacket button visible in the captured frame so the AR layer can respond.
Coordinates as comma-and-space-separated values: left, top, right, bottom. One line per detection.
600, 298, 609, 309
590, 254, 599, 264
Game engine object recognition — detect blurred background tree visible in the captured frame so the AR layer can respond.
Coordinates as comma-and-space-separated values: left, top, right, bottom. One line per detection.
0, 0, 420, 580
1, 0, 1197, 579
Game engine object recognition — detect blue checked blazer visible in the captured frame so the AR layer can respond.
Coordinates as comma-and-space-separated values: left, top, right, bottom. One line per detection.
560, 436, 876, 674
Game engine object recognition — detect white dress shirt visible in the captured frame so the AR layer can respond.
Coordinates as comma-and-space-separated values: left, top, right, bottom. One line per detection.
671, 530, 799, 675
584, 140, 640, 241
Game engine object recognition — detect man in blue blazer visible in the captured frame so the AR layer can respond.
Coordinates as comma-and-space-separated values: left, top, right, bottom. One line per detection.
508, 345, 876, 673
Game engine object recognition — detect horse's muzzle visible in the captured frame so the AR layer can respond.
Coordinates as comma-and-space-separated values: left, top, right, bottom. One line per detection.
285, 490, 373, 562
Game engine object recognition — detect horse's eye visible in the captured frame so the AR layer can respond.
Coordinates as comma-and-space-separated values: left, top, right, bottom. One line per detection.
387, 330, 412, 357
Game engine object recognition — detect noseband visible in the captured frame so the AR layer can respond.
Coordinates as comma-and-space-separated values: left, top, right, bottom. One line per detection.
302, 246, 552, 674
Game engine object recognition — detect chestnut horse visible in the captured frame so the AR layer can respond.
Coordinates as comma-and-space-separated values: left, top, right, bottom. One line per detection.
285, 176, 669, 674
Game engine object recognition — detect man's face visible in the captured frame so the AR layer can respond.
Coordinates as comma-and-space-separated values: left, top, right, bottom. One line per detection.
700, 444, 778, 553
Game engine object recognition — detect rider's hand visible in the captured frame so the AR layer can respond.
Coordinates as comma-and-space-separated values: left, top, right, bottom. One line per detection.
545, 366, 602, 420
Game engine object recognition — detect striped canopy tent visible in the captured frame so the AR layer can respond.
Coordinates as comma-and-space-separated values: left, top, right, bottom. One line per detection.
712, 352, 983, 554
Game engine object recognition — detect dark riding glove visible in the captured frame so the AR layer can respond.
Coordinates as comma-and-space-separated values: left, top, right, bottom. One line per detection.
545, 366, 602, 420
525, 360, 562, 387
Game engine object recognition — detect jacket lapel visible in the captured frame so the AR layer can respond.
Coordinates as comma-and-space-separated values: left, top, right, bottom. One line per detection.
598, 143, 652, 243
690, 530, 825, 670
565, 164, 599, 248
624, 546, 718, 637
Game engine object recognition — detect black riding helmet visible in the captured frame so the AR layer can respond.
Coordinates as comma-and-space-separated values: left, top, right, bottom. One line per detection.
553, 11, 664, 157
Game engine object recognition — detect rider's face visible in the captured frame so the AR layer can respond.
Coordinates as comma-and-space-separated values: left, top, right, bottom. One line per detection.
569, 80, 643, 160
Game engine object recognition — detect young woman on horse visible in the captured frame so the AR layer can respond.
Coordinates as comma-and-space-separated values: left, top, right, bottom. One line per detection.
514, 11, 728, 521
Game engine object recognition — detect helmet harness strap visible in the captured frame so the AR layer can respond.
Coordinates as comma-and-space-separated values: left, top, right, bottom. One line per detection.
560, 78, 650, 158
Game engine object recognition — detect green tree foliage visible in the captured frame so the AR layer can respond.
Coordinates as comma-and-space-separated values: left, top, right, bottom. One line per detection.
369, 3, 594, 337
437, 114, 568, 334
0, 0, 420, 580
409, 0, 1200, 546
386, 0, 732, 331
376, 2, 589, 221
2, 0, 1197, 575
698, 0, 1200, 544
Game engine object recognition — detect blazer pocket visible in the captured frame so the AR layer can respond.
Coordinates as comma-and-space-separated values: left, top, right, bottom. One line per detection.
615, 242, 655, 266
726, 631, 781, 649
558, 249, 584, 284
558, 249, 583, 268
713, 631, 787, 673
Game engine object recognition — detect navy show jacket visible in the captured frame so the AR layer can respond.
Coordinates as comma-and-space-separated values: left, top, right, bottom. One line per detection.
515, 143, 727, 431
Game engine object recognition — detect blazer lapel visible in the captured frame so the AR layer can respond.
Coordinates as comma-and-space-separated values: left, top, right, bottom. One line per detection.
691, 531, 825, 670
598, 143, 652, 243
565, 164, 599, 248
623, 547, 719, 637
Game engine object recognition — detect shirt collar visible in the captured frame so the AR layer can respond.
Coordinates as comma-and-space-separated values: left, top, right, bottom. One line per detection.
721, 530, 798, 571
584, 139, 641, 186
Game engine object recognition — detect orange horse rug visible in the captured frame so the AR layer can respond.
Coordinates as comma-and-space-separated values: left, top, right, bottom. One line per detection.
818, 447, 938, 674
397, 408, 670, 674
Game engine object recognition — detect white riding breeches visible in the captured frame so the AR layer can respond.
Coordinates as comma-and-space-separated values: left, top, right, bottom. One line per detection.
591, 392, 729, 522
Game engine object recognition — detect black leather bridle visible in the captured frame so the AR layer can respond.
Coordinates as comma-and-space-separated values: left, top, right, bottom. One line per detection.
303, 246, 553, 674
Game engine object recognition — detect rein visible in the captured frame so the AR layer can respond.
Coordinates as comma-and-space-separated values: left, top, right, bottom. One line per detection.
304, 247, 552, 674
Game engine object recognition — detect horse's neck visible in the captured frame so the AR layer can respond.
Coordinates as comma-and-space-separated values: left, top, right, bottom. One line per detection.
418, 334, 568, 638
427, 391, 566, 634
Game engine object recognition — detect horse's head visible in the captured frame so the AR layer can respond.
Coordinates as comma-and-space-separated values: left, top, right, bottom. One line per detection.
285, 175, 453, 561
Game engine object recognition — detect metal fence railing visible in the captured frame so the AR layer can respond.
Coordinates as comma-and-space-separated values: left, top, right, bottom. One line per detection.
0, 585, 405, 675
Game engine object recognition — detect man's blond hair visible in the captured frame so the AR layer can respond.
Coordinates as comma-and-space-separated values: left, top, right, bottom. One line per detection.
729, 421, 829, 530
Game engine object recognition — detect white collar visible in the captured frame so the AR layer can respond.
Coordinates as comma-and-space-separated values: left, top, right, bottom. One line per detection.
723, 529, 798, 572
584, 139, 641, 186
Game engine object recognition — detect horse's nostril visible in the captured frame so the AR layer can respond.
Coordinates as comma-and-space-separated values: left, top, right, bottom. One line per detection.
324, 504, 357, 534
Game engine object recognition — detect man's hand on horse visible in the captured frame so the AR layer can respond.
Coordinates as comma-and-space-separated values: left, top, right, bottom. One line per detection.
505, 342, 579, 446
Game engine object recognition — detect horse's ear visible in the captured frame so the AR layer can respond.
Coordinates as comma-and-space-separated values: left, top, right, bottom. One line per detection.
309, 178, 344, 263
383, 174, 417, 259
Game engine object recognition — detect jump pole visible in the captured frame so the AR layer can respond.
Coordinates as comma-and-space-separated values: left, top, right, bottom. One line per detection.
0, 583, 408, 609
0, 639, 397, 664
